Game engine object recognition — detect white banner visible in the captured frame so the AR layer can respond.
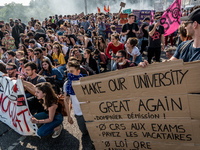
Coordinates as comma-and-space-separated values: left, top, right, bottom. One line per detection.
0, 72, 38, 136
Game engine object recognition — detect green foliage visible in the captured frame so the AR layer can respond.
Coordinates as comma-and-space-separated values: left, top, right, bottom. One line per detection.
0, 0, 53, 23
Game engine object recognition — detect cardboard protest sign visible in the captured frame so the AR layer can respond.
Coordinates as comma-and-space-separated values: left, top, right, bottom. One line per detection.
123, 9, 132, 15
105, 25, 122, 38
81, 94, 200, 121
86, 119, 200, 143
0, 72, 38, 136
73, 60, 200, 102
132, 10, 141, 23
72, 60, 200, 150
94, 140, 200, 150
120, 13, 128, 24
139, 10, 155, 26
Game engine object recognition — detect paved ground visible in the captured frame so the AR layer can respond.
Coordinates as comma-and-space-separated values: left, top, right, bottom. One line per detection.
0, 110, 94, 150
0, 51, 168, 150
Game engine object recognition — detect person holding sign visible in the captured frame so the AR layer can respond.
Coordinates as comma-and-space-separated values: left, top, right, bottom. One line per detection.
170, 7, 200, 62
116, 50, 136, 70
121, 13, 139, 39
20, 80, 63, 138
63, 60, 95, 149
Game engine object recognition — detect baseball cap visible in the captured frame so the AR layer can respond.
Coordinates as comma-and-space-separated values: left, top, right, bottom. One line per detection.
15, 20, 19, 23
180, 8, 200, 24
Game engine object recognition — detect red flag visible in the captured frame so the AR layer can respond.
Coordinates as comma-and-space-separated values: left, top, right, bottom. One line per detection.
104, 5, 107, 12
107, 5, 109, 12
97, 7, 101, 13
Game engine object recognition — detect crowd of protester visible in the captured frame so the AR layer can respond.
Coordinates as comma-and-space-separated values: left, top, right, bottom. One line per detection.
0, 5, 200, 149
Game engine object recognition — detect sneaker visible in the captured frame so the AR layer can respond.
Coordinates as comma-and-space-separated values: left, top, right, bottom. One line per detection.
52, 124, 63, 138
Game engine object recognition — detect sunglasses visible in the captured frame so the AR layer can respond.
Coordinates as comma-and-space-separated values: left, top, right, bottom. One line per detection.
6, 68, 14, 70
184, 21, 193, 27
34, 53, 40, 55
116, 56, 123, 59
98, 39, 102, 40
20, 63, 24, 65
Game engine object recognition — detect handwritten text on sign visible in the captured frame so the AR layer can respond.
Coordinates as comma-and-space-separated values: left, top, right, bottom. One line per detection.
86, 120, 199, 144
81, 94, 192, 121
0, 72, 37, 136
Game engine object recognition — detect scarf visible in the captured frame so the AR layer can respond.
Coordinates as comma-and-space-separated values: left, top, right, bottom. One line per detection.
66, 73, 83, 95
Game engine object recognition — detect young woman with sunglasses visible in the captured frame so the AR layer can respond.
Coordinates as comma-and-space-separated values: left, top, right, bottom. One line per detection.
18, 57, 28, 79
97, 35, 107, 53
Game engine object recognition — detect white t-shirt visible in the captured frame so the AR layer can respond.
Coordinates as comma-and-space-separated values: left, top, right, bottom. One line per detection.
63, 81, 83, 116
126, 46, 140, 57
62, 46, 69, 56
120, 35, 126, 44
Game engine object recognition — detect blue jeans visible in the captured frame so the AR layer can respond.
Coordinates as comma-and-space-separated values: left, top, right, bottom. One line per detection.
57, 64, 66, 76
135, 54, 142, 65
34, 112, 63, 137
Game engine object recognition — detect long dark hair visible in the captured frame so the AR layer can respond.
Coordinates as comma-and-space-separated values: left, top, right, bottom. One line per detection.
53, 44, 62, 57
97, 35, 106, 49
41, 59, 53, 75
36, 82, 58, 109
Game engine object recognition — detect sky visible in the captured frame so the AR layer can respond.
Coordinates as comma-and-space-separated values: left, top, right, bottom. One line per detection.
0, 0, 31, 6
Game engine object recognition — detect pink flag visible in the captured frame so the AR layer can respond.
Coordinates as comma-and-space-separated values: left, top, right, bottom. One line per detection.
160, 0, 181, 36
150, 10, 154, 25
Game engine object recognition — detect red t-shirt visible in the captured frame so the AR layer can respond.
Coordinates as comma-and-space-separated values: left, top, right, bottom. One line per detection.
106, 42, 124, 59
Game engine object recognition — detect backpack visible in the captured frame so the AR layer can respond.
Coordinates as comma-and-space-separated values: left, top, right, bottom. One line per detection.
136, 26, 144, 39
178, 40, 194, 54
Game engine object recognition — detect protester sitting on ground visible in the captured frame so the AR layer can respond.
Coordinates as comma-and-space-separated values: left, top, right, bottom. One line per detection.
97, 35, 107, 53
2, 31, 16, 51
0, 62, 6, 73
34, 47, 52, 72
125, 37, 142, 65
82, 49, 99, 74
52, 44, 66, 76
39, 59, 64, 94
63, 60, 95, 149
106, 33, 124, 71
81, 34, 93, 51
27, 48, 35, 62
115, 50, 137, 70
29, 39, 41, 49
0, 46, 7, 63
7, 50, 20, 69
16, 51, 25, 60
71, 48, 83, 63
165, 46, 176, 59
24, 62, 46, 114
41, 47, 54, 66
22, 81, 63, 138
93, 49, 107, 72
18, 43, 28, 57
18, 57, 28, 79
5, 63, 19, 79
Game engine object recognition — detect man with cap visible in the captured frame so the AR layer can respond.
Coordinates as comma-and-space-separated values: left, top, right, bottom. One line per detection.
170, 7, 200, 62
147, 14, 165, 64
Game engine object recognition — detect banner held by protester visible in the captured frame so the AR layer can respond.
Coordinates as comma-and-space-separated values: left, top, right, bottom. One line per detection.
0, 72, 38, 136
73, 60, 200, 150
